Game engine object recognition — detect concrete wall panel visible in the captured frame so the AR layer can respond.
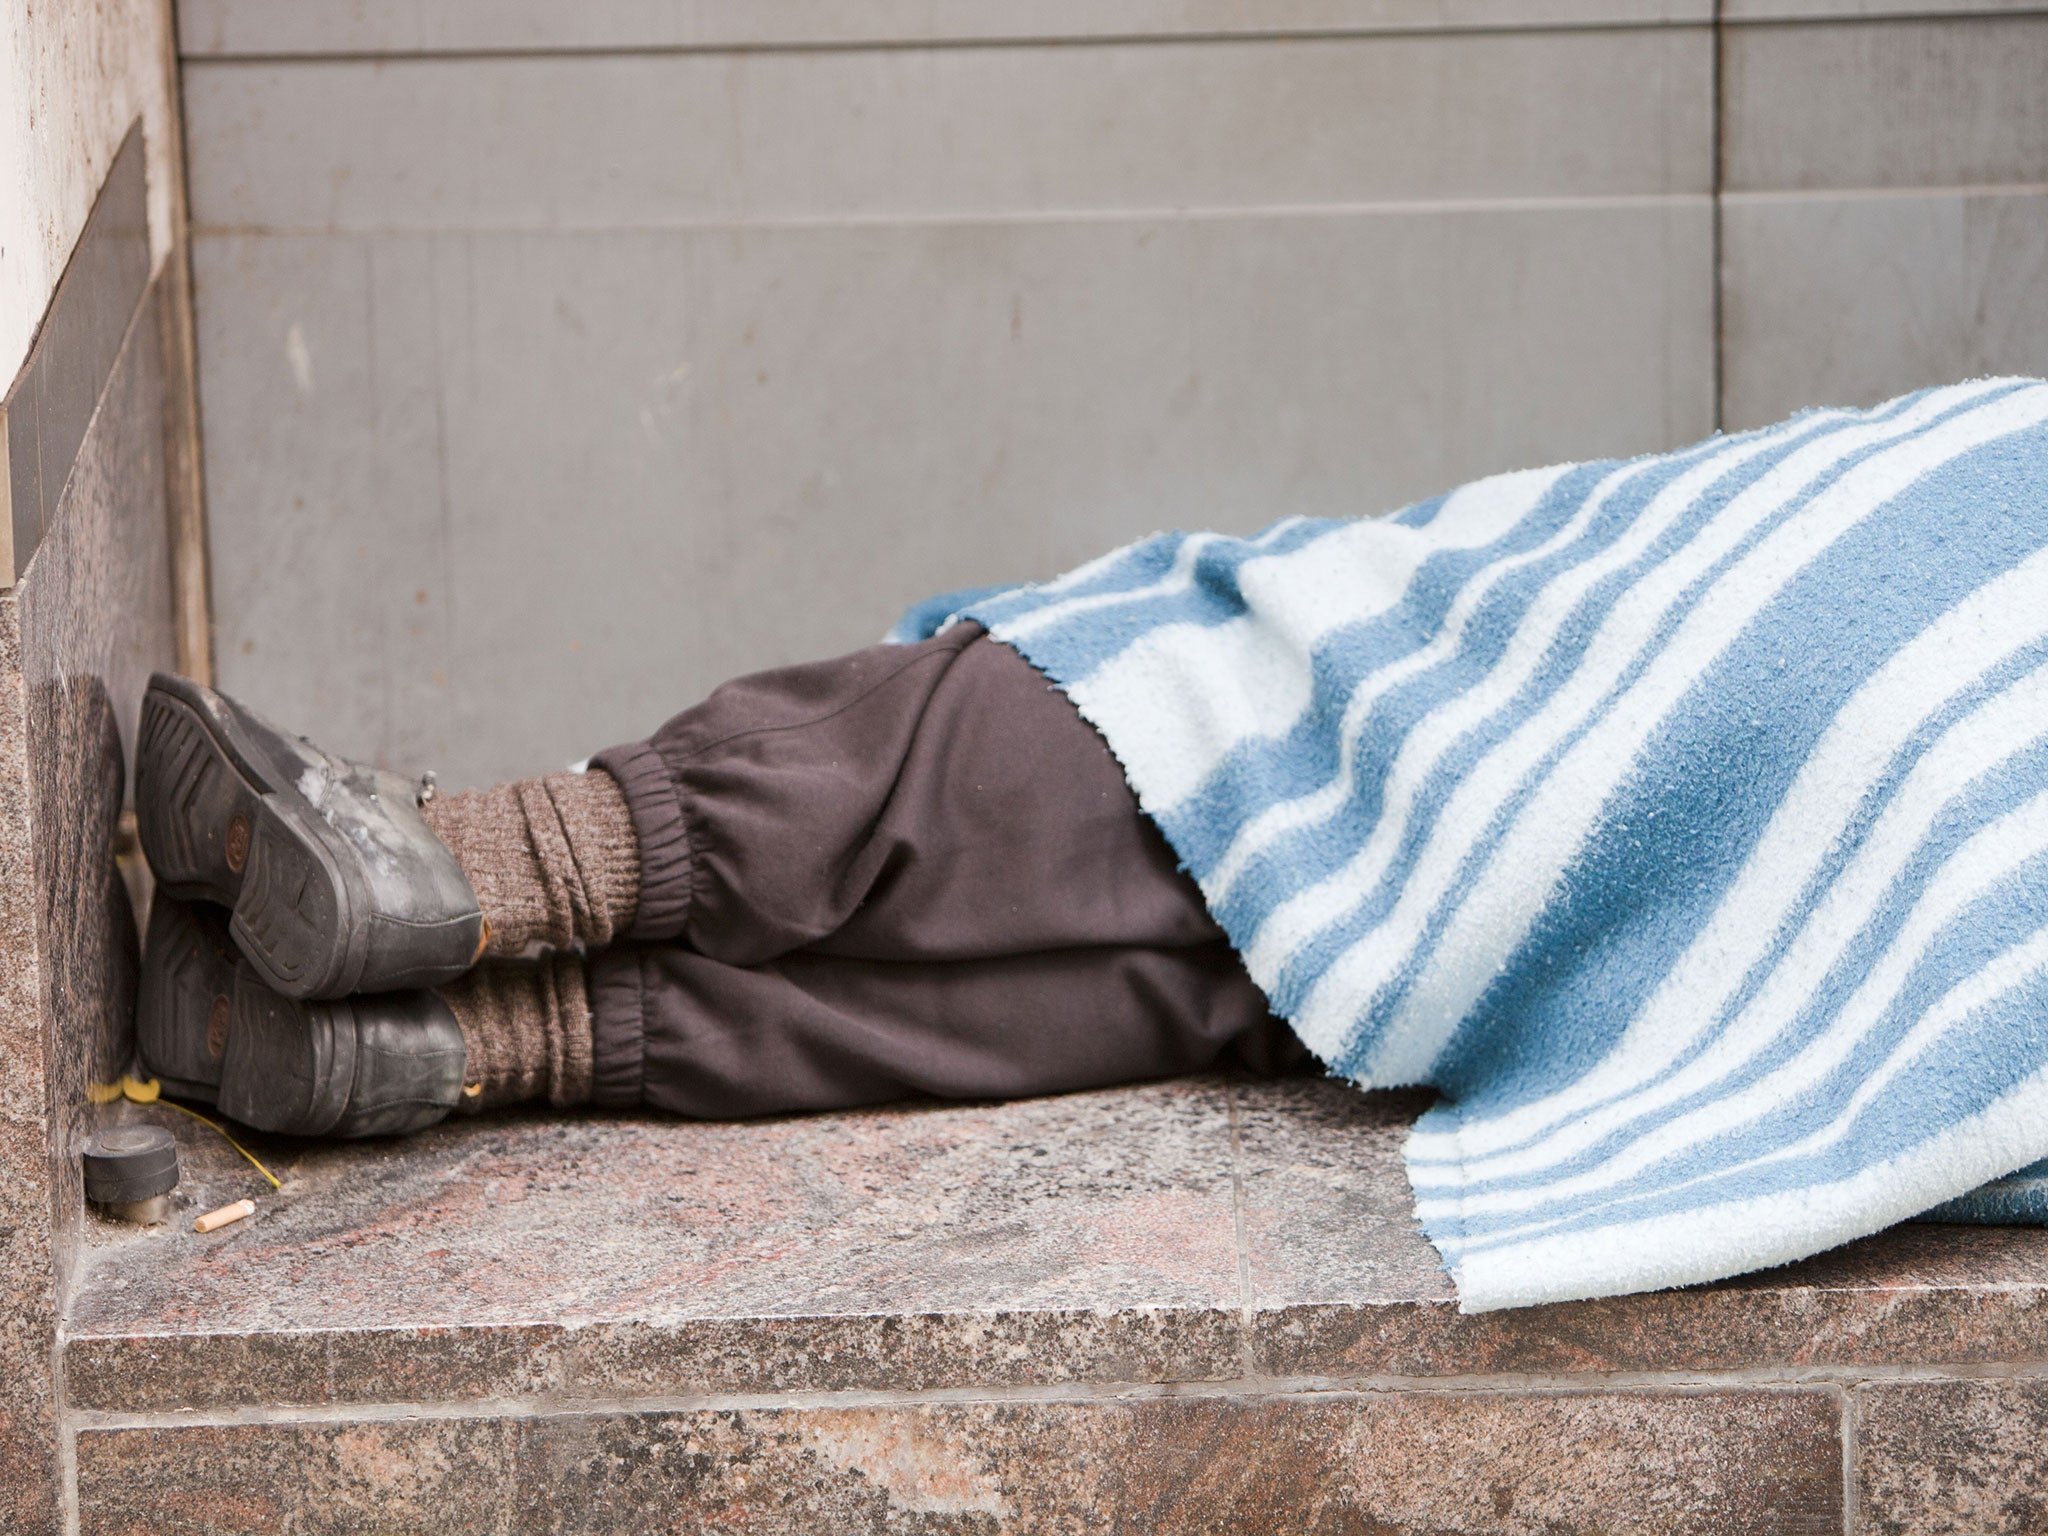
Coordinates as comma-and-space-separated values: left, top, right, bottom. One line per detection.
1721, 190, 2048, 429
187, 22, 1717, 785
182, 30, 1711, 233
190, 8, 2048, 785
198, 203, 1712, 785
1720, 12, 2048, 428
1723, 15, 2048, 191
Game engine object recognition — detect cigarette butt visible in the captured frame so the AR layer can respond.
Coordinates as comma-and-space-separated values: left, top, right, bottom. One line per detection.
193, 1199, 256, 1234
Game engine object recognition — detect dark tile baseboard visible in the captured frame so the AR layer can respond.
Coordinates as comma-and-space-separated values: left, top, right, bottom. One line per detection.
2, 123, 151, 585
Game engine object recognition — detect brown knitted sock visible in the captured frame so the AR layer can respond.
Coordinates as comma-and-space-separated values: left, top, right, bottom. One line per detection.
440, 954, 594, 1109
422, 768, 641, 958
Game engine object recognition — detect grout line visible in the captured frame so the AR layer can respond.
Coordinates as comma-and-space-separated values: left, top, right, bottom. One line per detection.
1718, 7, 2048, 28
1840, 1380, 1861, 1536
1710, 0, 1725, 432
62, 1376, 1836, 1433
59, 1273, 2048, 1348
52, 1339, 79, 1536
182, 183, 2048, 247
62, 1358, 2048, 1432
1225, 1084, 1257, 1377
1721, 180, 2048, 204
184, 191, 1719, 242
170, 0, 2048, 67
174, 18, 1718, 67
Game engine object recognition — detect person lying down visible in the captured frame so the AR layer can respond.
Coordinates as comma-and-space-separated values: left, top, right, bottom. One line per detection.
134, 377, 2048, 1312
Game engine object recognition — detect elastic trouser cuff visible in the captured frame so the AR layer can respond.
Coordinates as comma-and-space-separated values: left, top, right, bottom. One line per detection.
588, 948, 649, 1109
590, 739, 694, 942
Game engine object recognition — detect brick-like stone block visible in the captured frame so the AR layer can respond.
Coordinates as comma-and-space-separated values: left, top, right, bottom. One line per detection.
78, 1387, 1842, 1535
1856, 1379, 2048, 1535
76, 1418, 521, 1536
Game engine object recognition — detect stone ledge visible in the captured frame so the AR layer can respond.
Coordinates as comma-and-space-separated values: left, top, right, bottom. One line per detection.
61, 1075, 2048, 1531
61, 1077, 2048, 1414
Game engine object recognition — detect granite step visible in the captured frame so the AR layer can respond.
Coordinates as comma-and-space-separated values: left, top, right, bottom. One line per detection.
61, 1076, 2048, 1533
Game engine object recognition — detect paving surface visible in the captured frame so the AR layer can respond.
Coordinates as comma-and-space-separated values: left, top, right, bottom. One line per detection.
63, 1075, 2048, 1533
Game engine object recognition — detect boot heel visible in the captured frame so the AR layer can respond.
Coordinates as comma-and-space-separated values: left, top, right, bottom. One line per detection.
136, 687, 260, 901
138, 671, 480, 1002
217, 981, 356, 1136
135, 897, 240, 1103
230, 802, 357, 1000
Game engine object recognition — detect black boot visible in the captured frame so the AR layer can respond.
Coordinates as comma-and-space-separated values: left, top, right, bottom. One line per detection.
137, 672, 484, 1000
137, 896, 468, 1139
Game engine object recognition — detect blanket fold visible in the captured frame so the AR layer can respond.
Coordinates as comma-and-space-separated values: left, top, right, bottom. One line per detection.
895, 379, 2048, 1311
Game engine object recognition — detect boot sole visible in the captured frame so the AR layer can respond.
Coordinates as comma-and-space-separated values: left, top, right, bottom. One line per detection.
135, 898, 234, 1103
218, 978, 465, 1139
138, 678, 365, 1001
218, 980, 351, 1136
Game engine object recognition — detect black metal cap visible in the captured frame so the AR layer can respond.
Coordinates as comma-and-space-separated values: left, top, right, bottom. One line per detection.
82, 1125, 180, 1204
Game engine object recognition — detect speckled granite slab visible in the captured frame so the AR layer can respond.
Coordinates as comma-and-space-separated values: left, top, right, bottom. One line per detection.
60, 1077, 2048, 1533
1, 123, 181, 1536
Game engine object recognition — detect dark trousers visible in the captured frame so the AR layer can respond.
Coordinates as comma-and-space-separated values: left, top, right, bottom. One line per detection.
588, 624, 1304, 1117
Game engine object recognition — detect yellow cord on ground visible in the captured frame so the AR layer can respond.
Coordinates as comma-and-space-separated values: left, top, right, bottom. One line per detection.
150, 1099, 283, 1190
93, 1075, 283, 1191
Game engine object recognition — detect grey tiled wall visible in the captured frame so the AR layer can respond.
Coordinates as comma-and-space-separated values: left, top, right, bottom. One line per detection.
179, 3, 2045, 787
1719, 12, 2048, 428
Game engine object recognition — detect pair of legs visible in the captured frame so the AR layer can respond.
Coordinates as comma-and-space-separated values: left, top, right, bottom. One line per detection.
136, 625, 1303, 1136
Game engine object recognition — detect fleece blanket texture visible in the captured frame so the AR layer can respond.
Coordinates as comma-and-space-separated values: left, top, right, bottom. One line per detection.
892, 379, 2048, 1311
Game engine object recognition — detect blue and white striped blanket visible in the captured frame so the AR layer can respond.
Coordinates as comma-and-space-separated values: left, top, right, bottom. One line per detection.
894, 379, 2048, 1311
